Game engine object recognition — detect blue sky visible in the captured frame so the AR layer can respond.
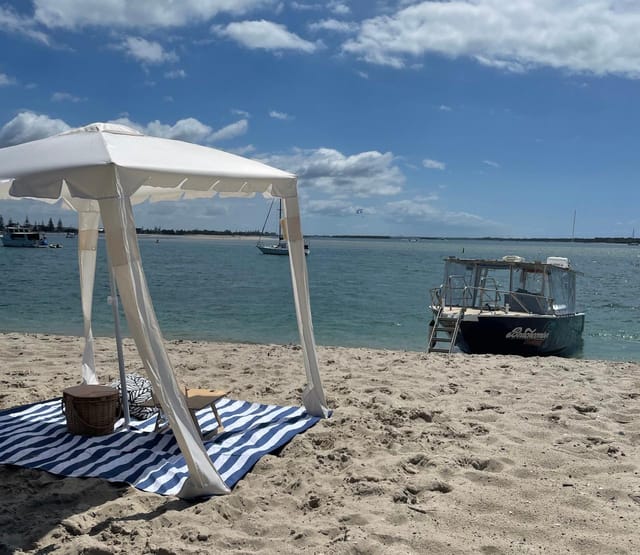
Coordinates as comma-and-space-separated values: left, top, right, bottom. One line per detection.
0, 0, 639, 238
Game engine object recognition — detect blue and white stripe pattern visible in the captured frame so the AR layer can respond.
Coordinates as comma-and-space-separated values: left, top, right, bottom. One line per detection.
0, 397, 321, 496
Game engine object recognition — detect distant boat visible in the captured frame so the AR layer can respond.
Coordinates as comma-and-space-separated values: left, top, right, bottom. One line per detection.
256, 198, 309, 256
65, 231, 77, 238
428, 255, 585, 356
1, 225, 49, 248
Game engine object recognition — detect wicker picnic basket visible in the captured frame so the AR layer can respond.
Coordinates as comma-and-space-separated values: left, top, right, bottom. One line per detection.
62, 384, 120, 436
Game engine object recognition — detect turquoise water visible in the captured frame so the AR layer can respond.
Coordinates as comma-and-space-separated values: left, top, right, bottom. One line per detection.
1, 235, 639, 361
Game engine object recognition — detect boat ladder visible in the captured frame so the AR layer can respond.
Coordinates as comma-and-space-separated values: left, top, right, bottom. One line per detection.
428, 307, 464, 354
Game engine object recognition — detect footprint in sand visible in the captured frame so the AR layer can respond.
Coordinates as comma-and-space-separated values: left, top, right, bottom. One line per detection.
406, 454, 433, 467
401, 454, 436, 475
428, 480, 452, 493
573, 404, 598, 414
480, 546, 504, 554
458, 457, 504, 472
310, 433, 335, 450
393, 481, 452, 506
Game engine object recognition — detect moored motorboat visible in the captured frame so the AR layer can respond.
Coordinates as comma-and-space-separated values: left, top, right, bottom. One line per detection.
1, 225, 49, 247
428, 255, 585, 356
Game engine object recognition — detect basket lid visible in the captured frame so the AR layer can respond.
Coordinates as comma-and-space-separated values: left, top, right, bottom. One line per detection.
63, 384, 118, 399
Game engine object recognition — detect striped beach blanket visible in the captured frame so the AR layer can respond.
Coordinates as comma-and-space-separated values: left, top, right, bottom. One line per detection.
0, 397, 321, 496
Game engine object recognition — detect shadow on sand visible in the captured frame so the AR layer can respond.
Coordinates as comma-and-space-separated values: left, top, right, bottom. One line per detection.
0, 466, 191, 554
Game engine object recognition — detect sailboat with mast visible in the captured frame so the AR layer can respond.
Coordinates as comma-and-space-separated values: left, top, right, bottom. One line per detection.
256, 198, 310, 255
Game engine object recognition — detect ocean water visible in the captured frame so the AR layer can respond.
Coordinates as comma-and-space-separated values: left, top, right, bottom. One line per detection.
0, 235, 638, 362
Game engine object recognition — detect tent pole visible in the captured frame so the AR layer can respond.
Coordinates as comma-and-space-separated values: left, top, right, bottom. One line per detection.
107, 261, 130, 429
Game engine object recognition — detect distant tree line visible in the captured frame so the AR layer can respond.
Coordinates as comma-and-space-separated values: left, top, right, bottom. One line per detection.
0, 215, 270, 236
135, 226, 270, 237
0, 214, 73, 232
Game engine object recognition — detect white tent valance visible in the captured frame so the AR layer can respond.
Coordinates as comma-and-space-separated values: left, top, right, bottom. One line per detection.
3, 122, 298, 202
0, 123, 328, 498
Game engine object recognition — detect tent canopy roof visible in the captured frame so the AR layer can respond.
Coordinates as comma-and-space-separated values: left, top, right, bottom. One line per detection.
0, 123, 297, 203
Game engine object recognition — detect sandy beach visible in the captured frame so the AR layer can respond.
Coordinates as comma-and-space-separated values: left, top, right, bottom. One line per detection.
1, 332, 639, 554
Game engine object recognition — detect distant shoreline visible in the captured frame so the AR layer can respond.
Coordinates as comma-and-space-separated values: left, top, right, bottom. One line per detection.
309, 235, 640, 245
16, 229, 638, 245
137, 230, 640, 244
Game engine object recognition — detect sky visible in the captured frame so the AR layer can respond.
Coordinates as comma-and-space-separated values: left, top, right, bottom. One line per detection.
0, 0, 639, 238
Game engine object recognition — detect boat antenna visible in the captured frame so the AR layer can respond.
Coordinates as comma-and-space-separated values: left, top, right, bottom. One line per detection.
571, 210, 576, 241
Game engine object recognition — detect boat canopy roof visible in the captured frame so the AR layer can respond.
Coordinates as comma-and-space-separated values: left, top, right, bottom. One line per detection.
440, 255, 579, 314
443, 256, 579, 274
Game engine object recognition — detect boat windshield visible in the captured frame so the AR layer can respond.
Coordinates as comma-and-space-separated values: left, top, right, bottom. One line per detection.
439, 258, 577, 315
547, 265, 576, 314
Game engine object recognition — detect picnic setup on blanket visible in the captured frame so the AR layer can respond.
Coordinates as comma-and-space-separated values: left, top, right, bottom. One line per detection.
0, 123, 329, 498
0, 394, 321, 496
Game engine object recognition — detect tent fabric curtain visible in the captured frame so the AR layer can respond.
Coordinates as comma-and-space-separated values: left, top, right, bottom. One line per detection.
283, 197, 328, 418
98, 178, 229, 496
69, 198, 101, 385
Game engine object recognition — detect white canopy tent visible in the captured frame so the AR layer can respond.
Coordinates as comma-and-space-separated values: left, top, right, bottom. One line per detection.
0, 123, 328, 498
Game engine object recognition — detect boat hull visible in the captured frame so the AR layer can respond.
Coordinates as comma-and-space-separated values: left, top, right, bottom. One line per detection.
257, 244, 310, 256
257, 245, 289, 255
434, 312, 585, 357
1, 238, 48, 247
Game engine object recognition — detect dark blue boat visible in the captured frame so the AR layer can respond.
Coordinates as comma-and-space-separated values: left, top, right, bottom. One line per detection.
428, 255, 585, 357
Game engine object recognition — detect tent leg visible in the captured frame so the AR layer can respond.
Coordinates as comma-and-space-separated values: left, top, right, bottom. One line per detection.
108, 262, 130, 430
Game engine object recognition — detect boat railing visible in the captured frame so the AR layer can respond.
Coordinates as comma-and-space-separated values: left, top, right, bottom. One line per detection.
431, 283, 555, 315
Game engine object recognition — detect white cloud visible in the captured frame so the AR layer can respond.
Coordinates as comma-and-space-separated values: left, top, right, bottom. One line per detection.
33, 0, 274, 29
474, 55, 525, 74
164, 69, 187, 79
269, 110, 293, 120
483, 159, 500, 168
306, 199, 375, 217
107, 117, 249, 144
291, 1, 349, 15
209, 119, 249, 142
0, 113, 246, 147
232, 109, 250, 118
0, 112, 70, 147
423, 158, 445, 170
51, 91, 86, 102
119, 37, 178, 64
343, 0, 640, 78
143, 118, 213, 142
328, 1, 350, 16
439, 104, 452, 112
111, 116, 248, 143
385, 198, 493, 229
263, 147, 404, 197
0, 112, 247, 151
0, 73, 17, 86
0, 6, 50, 44
229, 144, 256, 156
308, 19, 357, 33
290, 2, 322, 10
213, 20, 317, 52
